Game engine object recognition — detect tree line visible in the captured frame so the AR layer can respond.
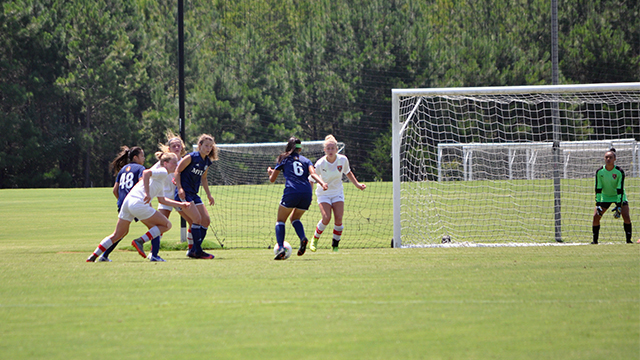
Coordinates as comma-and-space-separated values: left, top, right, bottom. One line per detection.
1, 0, 638, 188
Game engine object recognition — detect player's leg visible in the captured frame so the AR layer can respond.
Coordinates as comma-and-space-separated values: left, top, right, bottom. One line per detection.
274, 205, 294, 260
621, 203, 632, 243
311, 202, 333, 252
331, 201, 345, 251
179, 199, 208, 257
150, 208, 172, 260
99, 238, 120, 261
592, 203, 610, 244
193, 203, 215, 259
290, 208, 309, 256
175, 208, 195, 254
87, 219, 131, 262
132, 211, 171, 259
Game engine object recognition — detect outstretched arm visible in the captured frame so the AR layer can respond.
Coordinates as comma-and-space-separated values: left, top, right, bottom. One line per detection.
346, 171, 366, 190
309, 166, 328, 190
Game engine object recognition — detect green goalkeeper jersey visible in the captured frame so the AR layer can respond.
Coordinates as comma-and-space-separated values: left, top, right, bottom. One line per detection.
595, 165, 627, 203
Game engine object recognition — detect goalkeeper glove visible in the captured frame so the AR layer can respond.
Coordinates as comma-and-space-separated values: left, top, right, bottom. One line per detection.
612, 203, 622, 219
596, 204, 604, 216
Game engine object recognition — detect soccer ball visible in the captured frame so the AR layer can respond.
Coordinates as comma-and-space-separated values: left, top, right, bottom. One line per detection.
274, 241, 292, 260
441, 235, 451, 244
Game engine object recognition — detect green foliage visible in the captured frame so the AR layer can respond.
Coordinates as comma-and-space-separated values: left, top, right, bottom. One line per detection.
1, 0, 638, 188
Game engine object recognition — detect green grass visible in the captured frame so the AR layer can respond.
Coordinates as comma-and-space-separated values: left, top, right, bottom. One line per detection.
0, 188, 638, 359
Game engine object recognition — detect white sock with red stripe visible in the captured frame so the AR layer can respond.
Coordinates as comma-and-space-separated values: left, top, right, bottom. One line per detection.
91, 237, 114, 258
333, 224, 344, 242
314, 221, 327, 240
136, 226, 161, 244
187, 227, 193, 249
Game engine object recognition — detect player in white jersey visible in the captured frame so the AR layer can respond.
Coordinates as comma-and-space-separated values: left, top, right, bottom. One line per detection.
310, 135, 366, 252
86, 152, 191, 262
151, 131, 197, 258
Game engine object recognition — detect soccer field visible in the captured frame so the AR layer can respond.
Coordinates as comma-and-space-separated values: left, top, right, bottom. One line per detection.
0, 188, 638, 359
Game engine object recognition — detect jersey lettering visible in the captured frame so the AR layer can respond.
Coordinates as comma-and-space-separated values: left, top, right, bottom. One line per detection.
293, 161, 304, 176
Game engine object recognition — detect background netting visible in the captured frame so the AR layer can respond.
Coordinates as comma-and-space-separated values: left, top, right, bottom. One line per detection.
201, 141, 393, 248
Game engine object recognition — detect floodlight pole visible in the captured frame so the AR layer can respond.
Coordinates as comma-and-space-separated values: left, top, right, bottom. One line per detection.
178, 0, 187, 242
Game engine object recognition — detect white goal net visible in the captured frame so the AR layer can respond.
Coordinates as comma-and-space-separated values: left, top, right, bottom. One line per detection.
199, 140, 393, 249
392, 83, 640, 246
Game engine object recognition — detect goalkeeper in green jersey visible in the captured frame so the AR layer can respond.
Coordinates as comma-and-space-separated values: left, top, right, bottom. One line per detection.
592, 148, 633, 244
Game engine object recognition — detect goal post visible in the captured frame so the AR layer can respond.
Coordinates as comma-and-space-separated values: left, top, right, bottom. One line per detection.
392, 82, 640, 247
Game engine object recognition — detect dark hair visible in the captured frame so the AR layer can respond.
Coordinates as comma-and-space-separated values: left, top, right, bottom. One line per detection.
607, 147, 617, 159
277, 137, 302, 164
110, 146, 143, 175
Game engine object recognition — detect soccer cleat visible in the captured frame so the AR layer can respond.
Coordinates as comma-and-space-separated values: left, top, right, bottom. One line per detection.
97, 256, 112, 262
86, 255, 97, 262
274, 247, 287, 260
195, 251, 215, 260
149, 255, 166, 262
297, 238, 308, 256
309, 237, 317, 252
132, 239, 146, 258
627, 240, 633, 244
186, 250, 198, 258
332, 239, 340, 252
590, 241, 598, 245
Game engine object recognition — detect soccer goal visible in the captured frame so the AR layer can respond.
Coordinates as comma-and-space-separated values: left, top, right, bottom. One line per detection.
200, 140, 393, 249
391, 83, 640, 247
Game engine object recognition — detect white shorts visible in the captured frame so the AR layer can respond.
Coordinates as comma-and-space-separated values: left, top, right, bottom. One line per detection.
119, 199, 157, 222
157, 202, 174, 211
316, 193, 345, 205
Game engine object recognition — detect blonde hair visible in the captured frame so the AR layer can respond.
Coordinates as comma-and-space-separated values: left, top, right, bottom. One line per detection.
155, 151, 178, 165
324, 134, 338, 148
197, 133, 219, 161
158, 130, 187, 157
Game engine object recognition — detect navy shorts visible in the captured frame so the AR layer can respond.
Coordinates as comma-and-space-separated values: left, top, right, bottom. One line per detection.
176, 192, 203, 205
280, 192, 312, 210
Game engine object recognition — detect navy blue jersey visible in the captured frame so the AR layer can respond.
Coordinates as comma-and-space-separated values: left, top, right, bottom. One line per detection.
179, 151, 212, 195
115, 163, 145, 210
275, 154, 313, 195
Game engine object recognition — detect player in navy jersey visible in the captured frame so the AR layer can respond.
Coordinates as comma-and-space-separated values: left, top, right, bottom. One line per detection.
175, 134, 219, 259
87, 152, 191, 262
267, 137, 328, 260
98, 146, 146, 262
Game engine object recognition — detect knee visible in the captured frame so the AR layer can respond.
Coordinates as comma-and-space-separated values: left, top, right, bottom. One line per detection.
164, 221, 172, 231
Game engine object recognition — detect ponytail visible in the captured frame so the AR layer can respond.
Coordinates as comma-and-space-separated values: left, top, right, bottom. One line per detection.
277, 137, 301, 164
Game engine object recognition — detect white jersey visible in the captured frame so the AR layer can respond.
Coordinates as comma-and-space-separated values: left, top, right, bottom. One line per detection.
126, 167, 170, 202
314, 154, 351, 197
151, 161, 176, 198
